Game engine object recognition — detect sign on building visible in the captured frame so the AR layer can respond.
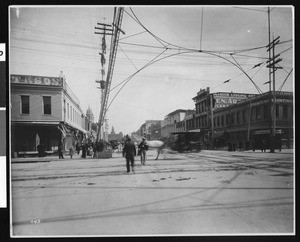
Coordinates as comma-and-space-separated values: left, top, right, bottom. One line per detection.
11, 75, 63, 87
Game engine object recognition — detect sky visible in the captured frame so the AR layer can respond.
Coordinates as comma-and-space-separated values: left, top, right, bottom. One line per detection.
9, 5, 294, 135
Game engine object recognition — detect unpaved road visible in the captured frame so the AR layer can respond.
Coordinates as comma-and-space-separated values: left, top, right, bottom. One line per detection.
11, 149, 294, 236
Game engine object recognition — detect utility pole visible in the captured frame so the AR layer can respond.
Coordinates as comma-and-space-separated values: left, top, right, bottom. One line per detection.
247, 100, 251, 142
210, 94, 214, 149
94, 7, 125, 142
266, 35, 282, 153
267, 7, 272, 92
95, 20, 113, 141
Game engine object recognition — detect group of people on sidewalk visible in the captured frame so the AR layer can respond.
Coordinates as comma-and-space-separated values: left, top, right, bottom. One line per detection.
57, 141, 91, 159
57, 135, 149, 173
122, 136, 148, 173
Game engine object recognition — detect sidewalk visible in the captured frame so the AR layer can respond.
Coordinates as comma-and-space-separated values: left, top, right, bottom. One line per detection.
10, 152, 96, 163
10, 150, 126, 163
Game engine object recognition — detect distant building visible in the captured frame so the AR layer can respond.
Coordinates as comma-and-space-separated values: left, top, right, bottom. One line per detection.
136, 120, 162, 140
186, 87, 256, 139
86, 106, 94, 131
161, 109, 194, 138
10, 74, 88, 157
108, 126, 123, 142
186, 87, 293, 149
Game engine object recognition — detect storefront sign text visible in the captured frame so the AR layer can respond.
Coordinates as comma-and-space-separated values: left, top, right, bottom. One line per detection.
11, 75, 63, 86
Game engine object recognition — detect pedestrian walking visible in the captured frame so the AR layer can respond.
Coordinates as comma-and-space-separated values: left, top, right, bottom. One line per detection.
82, 142, 87, 158
76, 143, 81, 155
69, 146, 74, 159
58, 143, 64, 159
122, 135, 136, 173
138, 137, 148, 165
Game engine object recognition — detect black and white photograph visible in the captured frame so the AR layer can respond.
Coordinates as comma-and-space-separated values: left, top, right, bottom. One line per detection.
9, 5, 294, 237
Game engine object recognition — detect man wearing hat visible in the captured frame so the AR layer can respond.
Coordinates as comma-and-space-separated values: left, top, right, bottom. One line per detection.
122, 135, 136, 172
138, 137, 148, 165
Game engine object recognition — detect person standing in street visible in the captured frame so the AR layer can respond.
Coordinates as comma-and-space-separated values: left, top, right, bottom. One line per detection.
58, 142, 64, 159
122, 135, 136, 173
138, 137, 148, 165
69, 145, 74, 159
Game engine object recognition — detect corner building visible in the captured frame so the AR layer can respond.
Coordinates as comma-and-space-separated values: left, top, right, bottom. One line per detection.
10, 74, 88, 157
186, 87, 293, 149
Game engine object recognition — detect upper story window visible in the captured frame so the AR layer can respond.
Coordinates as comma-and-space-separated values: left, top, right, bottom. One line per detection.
276, 104, 279, 119
43, 96, 51, 115
263, 104, 269, 120
242, 110, 247, 123
225, 114, 228, 125
67, 103, 69, 119
236, 111, 241, 124
21, 95, 29, 114
256, 106, 262, 120
231, 112, 235, 124
283, 105, 288, 119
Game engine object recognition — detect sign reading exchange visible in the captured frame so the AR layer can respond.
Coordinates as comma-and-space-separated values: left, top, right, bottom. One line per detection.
11, 75, 63, 86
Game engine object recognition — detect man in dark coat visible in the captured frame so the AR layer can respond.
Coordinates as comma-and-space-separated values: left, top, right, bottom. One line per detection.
138, 137, 148, 165
122, 135, 136, 173
58, 142, 64, 159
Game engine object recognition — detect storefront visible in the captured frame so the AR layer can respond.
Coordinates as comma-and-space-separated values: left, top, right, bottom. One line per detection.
10, 74, 89, 157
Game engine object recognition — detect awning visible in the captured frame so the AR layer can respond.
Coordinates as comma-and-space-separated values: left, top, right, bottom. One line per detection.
64, 122, 88, 134
11, 121, 60, 126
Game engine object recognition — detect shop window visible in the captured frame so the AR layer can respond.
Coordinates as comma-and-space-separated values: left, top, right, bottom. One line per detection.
21, 95, 29, 114
217, 116, 220, 127
221, 115, 224, 126
43, 96, 51, 115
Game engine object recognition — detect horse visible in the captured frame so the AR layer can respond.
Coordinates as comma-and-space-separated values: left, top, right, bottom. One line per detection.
146, 140, 165, 160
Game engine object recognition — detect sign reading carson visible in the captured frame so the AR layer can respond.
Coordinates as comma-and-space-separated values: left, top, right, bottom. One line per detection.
11, 75, 63, 86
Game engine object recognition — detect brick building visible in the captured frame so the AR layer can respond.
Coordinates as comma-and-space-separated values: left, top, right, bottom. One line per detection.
10, 74, 88, 157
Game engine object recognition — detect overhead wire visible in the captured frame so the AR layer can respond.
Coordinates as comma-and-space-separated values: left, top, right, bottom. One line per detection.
127, 8, 167, 48
118, 45, 139, 71
229, 54, 262, 93
277, 68, 293, 92
232, 7, 268, 13
106, 49, 197, 116
119, 31, 147, 41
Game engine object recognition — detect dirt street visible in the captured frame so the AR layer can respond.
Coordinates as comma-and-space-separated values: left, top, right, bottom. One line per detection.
11, 149, 294, 236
